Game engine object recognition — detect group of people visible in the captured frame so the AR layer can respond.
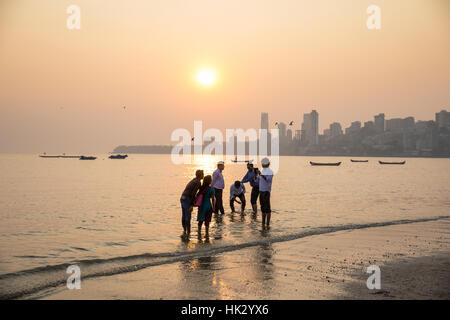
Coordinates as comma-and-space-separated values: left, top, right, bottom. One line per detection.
180, 157, 274, 238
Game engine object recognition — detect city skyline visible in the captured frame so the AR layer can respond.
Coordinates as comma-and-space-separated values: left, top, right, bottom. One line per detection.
1, 0, 449, 153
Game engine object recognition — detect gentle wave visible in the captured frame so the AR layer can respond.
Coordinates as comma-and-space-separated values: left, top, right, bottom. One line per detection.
1, 215, 449, 300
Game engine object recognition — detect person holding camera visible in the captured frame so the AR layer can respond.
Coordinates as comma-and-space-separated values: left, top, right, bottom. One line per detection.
241, 161, 260, 214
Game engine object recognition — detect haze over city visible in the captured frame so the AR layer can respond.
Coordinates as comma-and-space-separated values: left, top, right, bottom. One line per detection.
0, 0, 449, 153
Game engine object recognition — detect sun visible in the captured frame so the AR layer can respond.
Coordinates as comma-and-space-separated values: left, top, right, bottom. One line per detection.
196, 68, 217, 86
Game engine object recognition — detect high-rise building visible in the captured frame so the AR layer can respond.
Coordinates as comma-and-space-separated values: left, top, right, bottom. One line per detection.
374, 113, 385, 133
301, 110, 319, 145
329, 122, 343, 137
261, 112, 269, 131
294, 130, 301, 141
345, 121, 361, 135
286, 129, 293, 142
385, 117, 415, 132
278, 122, 287, 141
436, 110, 450, 129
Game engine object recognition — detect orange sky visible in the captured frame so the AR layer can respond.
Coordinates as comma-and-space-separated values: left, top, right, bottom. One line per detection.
0, 0, 449, 153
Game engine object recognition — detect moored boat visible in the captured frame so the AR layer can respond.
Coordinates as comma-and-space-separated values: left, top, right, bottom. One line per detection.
310, 161, 341, 166
350, 159, 369, 162
379, 160, 405, 165
79, 156, 97, 160
109, 154, 128, 159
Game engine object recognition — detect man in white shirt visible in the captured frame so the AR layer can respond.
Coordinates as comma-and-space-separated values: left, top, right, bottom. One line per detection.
212, 161, 225, 215
230, 181, 246, 213
259, 157, 274, 229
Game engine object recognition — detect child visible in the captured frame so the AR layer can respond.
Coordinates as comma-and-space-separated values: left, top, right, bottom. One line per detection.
259, 157, 273, 229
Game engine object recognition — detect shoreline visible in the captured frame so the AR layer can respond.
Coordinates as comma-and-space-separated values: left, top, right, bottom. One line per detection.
31, 219, 449, 300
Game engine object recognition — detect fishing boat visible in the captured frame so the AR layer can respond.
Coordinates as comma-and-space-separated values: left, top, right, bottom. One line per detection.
379, 160, 405, 165
109, 154, 128, 159
79, 156, 97, 160
231, 156, 249, 163
39, 155, 61, 158
350, 159, 369, 162
39, 153, 80, 159
310, 161, 341, 166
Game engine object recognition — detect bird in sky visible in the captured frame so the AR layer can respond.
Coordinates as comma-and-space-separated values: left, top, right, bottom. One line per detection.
289, 121, 294, 126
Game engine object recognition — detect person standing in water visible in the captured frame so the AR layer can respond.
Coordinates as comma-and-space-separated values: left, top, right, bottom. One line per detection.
241, 161, 260, 213
212, 161, 225, 215
180, 169, 203, 236
259, 157, 274, 229
197, 175, 215, 237
230, 180, 246, 213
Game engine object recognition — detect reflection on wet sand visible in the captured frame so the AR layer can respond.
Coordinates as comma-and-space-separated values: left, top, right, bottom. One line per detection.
176, 210, 276, 299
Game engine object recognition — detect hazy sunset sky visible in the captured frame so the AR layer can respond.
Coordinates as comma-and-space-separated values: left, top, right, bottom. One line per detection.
0, 0, 449, 153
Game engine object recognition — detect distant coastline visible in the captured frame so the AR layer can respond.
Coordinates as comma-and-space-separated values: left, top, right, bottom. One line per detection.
112, 145, 450, 158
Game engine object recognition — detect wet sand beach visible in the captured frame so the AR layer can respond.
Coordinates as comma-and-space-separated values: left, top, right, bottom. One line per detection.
35, 219, 450, 300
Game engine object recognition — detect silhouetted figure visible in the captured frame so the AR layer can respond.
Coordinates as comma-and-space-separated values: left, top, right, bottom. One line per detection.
212, 161, 225, 215
230, 181, 246, 213
180, 170, 204, 236
259, 157, 274, 229
241, 161, 260, 213
197, 175, 215, 238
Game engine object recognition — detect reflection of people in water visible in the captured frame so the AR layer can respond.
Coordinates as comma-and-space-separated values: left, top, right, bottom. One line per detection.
180, 170, 204, 236
230, 181, 246, 213
197, 175, 216, 238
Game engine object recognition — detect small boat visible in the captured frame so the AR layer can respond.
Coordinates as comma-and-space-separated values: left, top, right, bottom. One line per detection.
310, 161, 341, 166
60, 155, 81, 159
79, 156, 97, 160
231, 156, 249, 163
109, 154, 128, 159
351, 159, 369, 162
39, 153, 80, 159
39, 155, 61, 158
379, 160, 405, 165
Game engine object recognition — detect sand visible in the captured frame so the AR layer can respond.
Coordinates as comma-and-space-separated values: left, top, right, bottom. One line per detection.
34, 219, 450, 300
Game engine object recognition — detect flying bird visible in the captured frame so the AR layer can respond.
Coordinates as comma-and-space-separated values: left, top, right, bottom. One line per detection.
274, 122, 279, 126
289, 121, 294, 126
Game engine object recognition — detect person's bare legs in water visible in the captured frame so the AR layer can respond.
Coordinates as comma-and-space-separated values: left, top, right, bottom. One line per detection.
198, 221, 210, 238
262, 212, 271, 229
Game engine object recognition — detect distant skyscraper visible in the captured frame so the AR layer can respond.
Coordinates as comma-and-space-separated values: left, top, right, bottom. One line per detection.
286, 129, 293, 142
261, 112, 269, 131
436, 110, 450, 129
345, 121, 361, 135
385, 117, 415, 132
278, 122, 287, 141
329, 122, 343, 137
301, 110, 319, 145
294, 130, 301, 141
374, 113, 385, 133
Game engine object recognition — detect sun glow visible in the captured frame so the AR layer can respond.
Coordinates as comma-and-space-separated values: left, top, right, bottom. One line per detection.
195, 68, 217, 87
